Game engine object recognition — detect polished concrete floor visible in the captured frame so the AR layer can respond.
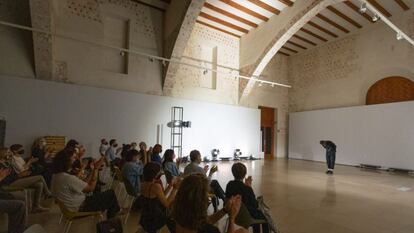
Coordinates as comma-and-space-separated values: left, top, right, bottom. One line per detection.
5, 159, 414, 233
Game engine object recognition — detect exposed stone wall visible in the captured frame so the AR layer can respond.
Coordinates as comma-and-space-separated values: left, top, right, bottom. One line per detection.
168, 23, 240, 105
288, 9, 414, 112
52, 0, 164, 94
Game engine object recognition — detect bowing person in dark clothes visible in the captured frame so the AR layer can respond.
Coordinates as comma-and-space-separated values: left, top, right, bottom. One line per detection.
225, 163, 269, 233
320, 140, 337, 175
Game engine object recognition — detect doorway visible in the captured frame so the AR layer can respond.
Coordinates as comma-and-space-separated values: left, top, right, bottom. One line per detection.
259, 106, 276, 160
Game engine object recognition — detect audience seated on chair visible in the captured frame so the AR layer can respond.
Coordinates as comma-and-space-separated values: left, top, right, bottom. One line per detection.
162, 149, 181, 178
138, 142, 150, 164
172, 173, 246, 233
183, 150, 218, 179
0, 166, 27, 233
150, 144, 163, 165
139, 162, 177, 233
105, 139, 120, 165
51, 147, 120, 219
31, 138, 54, 179
121, 149, 143, 195
0, 148, 51, 213
10, 144, 39, 176
225, 163, 269, 233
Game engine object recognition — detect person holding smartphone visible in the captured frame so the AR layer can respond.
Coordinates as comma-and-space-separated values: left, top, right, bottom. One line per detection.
320, 140, 337, 175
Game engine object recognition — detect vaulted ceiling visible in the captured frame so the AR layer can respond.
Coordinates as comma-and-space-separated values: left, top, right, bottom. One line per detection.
278, 0, 411, 56
196, 0, 295, 38
194, 0, 411, 56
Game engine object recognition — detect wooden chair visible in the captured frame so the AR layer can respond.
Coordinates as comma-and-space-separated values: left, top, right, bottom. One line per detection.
56, 199, 102, 233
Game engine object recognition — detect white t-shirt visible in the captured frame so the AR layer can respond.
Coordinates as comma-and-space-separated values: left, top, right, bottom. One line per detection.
12, 155, 26, 174
51, 172, 87, 211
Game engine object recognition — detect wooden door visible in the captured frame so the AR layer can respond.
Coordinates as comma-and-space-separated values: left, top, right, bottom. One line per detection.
259, 106, 275, 160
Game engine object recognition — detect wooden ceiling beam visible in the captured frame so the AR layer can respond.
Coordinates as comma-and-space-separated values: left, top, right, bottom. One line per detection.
286, 40, 307, 50
204, 2, 258, 28
293, 34, 317, 46
196, 20, 241, 38
327, 5, 362, 29
248, 0, 280, 15
394, 0, 409, 11
308, 21, 338, 38
278, 51, 290, 56
220, 0, 269, 21
300, 28, 328, 42
282, 46, 298, 53
277, 0, 294, 7
367, 0, 392, 17
199, 12, 249, 33
316, 13, 350, 33
344, 1, 374, 23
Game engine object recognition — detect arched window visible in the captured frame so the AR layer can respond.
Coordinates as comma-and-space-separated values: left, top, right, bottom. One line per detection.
366, 76, 414, 105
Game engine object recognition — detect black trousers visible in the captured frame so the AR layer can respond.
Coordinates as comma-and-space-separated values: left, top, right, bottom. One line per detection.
326, 151, 336, 169
251, 210, 270, 233
80, 190, 120, 219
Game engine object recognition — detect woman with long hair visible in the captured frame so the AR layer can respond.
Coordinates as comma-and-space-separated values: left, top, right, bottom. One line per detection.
172, 174, 245, 233
162, 149, 181, 177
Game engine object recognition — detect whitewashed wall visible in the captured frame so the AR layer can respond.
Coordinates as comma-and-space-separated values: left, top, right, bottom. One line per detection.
289, 101, 414, 170
0, 75, 261, 159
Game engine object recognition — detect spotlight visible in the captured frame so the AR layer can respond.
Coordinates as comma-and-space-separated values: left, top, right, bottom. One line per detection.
234, 149, 242, 160
359, 2, 367, 13
396, 31, 403, 40
162, 60, 167, 66
203, 69, 208, 75
211, 149, 220, 161
372, 14, 380, 22
149, 57, 154, 62
120, 51, 125, 56
271, 83, 275, 87
171, 120, 192, 128
258, 82, 263, 87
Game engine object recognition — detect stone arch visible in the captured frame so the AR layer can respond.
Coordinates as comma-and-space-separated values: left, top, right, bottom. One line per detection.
366, 76, 414, 105
239, 0, 344, 100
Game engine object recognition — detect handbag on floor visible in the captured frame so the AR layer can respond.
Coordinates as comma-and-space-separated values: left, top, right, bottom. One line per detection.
96, 217, 123, 233
257, 196, 281, 233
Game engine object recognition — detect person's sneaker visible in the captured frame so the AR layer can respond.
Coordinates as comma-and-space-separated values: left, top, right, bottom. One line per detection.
326, 170, 330, 174
32, 206, 50, 213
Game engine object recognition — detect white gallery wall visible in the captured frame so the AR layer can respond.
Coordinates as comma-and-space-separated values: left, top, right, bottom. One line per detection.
0, 75, 261, 159
289, 101, 414, 170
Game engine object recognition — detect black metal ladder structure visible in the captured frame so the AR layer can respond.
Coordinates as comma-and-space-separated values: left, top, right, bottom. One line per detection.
171, 107, 183, 158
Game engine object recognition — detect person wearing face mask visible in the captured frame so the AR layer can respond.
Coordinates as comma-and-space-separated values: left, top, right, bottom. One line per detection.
121, 149, 143, 194
1, 148, 51, 213
10, 144, 38, 176
99, 139, 109, 157
105, 139, 118, 163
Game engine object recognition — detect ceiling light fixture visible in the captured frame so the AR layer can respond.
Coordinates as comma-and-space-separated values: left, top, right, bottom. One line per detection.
372, 14, 380, 22
396, 31, 403, 40
359, 2, 367, 13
